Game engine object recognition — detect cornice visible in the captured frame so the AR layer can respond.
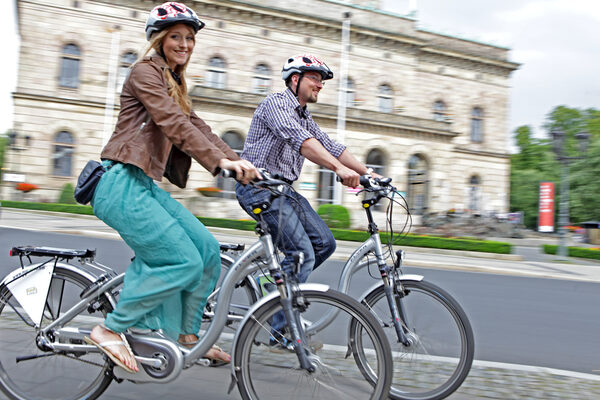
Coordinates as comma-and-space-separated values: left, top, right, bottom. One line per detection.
12, 92, 115, 110
454, 146, 510, 159
190, 85, 459, 139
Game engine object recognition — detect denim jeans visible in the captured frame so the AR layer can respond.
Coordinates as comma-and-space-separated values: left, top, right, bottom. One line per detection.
235, 183, 336, 334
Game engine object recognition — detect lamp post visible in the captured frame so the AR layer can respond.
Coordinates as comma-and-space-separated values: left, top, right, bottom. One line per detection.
551, 129, 590, 258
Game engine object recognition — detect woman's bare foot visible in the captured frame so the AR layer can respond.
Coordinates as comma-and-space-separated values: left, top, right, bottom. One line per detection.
89, 325, 139, 372
178, 334, 230, 363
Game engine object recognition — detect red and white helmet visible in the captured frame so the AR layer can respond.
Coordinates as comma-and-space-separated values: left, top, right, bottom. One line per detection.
281, 54, 334, 81
145, 2, 205, 41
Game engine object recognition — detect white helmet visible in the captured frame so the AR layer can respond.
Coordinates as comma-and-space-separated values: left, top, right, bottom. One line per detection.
281, 54, 334, 81
145, 2, 205, 41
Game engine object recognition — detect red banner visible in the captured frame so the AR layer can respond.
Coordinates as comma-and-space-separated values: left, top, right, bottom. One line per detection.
538, 182, 555, 232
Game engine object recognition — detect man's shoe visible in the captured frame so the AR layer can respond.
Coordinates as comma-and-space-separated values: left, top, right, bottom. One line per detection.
268, 335, 294, 353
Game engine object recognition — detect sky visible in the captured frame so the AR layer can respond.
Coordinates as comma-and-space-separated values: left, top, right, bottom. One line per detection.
2, 0, 600, 142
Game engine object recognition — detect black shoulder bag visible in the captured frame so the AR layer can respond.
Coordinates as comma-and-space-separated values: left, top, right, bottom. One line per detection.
74, 160, 109, 205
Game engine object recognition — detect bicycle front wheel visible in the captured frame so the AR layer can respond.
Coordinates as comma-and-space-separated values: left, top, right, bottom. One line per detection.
356, 279, 474, 400
234, 288, 392, 400
0, 266, 113, 400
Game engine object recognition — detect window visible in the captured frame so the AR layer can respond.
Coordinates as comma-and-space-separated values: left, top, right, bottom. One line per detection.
52, 131, 75, 176
59, 44, 81, 88
206, 57, 226, 89
407, 154, 429, 215
216, 131, 244, 198
365, 149, 387, 210
433, 100, 446, 122
344, 77, 355, 108
468, 175, 481, 212
471, 107, 484, 142
252, 64, 271, 94
317, 168, 336, 205
117, 51, 137, 90
377, 84, 393, 113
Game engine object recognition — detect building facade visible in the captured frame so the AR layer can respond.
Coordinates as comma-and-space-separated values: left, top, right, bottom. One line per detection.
5, 0, 519, 226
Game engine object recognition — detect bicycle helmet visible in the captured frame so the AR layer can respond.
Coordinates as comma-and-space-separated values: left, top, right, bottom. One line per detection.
145, 2, 205, 41
281, 54, 334, 81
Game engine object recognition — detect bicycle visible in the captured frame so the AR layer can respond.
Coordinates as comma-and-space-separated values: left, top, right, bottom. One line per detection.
0, 172, 393, 400
219, 174, 474, 400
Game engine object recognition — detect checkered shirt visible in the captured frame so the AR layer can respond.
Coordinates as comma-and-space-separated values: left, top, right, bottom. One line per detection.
240, 88, 346, 182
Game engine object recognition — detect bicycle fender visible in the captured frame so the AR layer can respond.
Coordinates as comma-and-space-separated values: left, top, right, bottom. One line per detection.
356, 274, 424, 304
228, 283, 330, 381
3, 263, 55, 327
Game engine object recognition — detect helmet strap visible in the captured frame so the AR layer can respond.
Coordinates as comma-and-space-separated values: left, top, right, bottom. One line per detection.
291, 73, 304, 98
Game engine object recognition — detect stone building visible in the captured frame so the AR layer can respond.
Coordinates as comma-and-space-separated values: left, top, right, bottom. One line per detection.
5, 0, 519, 226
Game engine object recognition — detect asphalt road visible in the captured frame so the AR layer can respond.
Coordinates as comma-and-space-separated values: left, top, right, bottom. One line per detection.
2, 228, 600, 400
2, 228, 600, 374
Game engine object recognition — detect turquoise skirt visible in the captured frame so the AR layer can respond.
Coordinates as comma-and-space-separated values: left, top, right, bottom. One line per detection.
91, 161, 220, 339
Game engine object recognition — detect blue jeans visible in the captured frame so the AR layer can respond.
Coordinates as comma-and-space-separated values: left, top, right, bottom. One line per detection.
235, 183, 336, 334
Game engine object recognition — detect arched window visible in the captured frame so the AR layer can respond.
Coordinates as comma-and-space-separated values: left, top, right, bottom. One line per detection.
58, 44, 81, 88
433, 100, 446, 121
377, 84, 393, 113
471, 107, 484, 142
216, 131, 244, 198
52, 131, 75, 176
468, 175, 481, 212
407, 154, 429, 215
252, 63, 271, 95
117, 51, 138, 89
344, 77, 355, 108
366, 149, 387, 210
206, 57, 226, 89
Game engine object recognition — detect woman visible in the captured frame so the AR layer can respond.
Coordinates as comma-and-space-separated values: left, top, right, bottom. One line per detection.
84, 2, 260, 373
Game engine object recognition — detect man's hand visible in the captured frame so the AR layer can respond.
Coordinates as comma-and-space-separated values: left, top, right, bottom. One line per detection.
335, 165, 360, 188
219, 159, 262, 185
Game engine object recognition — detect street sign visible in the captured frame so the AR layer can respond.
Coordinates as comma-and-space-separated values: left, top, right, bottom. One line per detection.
538, 182, 555, 232
2, 173, 26, 183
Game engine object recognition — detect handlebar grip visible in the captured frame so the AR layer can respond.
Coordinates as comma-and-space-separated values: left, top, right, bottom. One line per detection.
221, 169, 237, 179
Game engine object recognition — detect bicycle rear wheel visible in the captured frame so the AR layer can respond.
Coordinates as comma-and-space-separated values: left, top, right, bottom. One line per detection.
234, 288, 392, 400
355, 279, 474, 400
0, 266, 113, 400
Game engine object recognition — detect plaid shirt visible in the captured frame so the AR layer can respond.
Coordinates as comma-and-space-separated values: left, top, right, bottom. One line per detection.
241, 88, 346, 182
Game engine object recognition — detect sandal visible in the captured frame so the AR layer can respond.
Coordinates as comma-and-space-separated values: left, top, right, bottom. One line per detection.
84, 326, 138, 373
178, 337, 231, 367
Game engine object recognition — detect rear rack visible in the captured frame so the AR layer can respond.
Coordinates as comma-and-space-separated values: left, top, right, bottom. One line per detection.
10, 246, 96, 260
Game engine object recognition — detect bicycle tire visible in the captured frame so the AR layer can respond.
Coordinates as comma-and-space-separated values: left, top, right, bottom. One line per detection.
234, 288, 393, 400
0, 266, 113, 400
353, 279, 474, 400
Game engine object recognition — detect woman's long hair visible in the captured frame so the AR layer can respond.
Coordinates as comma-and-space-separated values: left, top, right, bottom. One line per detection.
139, 27, 194, 115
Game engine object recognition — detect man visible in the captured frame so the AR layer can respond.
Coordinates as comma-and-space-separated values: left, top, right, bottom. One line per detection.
235, 54, 377, 348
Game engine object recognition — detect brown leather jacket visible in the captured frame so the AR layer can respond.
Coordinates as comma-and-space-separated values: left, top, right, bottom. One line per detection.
101, 54, 239, 188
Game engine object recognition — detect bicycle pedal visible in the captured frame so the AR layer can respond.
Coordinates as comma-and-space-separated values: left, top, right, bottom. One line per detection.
195, 358, 211, 367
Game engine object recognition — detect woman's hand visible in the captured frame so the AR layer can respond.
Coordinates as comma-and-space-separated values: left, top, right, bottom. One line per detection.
218, 159, 262, 185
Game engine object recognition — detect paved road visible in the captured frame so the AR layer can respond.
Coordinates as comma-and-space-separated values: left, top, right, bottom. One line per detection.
1, 209, 600, 399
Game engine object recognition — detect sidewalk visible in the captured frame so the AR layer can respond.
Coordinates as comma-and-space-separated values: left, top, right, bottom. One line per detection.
3, 208, 599, 283
1, 208, 599, 399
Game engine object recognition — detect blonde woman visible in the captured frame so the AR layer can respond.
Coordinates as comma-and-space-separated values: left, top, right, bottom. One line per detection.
84, 2, 260, 372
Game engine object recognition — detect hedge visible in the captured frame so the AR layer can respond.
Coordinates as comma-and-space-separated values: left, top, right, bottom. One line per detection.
1, 200, 94, 215
543, 244, 600, 260
2, 200, 512, 254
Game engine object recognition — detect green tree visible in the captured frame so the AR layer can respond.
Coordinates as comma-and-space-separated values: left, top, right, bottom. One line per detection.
0, 134, 7, 185
510, 106, 600, 229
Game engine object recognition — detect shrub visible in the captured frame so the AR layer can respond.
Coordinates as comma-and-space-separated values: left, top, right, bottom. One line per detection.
543, 244, 600, 260
57, 183, 77, 204
317, 204, 351, 229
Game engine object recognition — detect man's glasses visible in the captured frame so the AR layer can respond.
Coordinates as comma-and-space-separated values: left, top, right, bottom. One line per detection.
304, 75, 325, 86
